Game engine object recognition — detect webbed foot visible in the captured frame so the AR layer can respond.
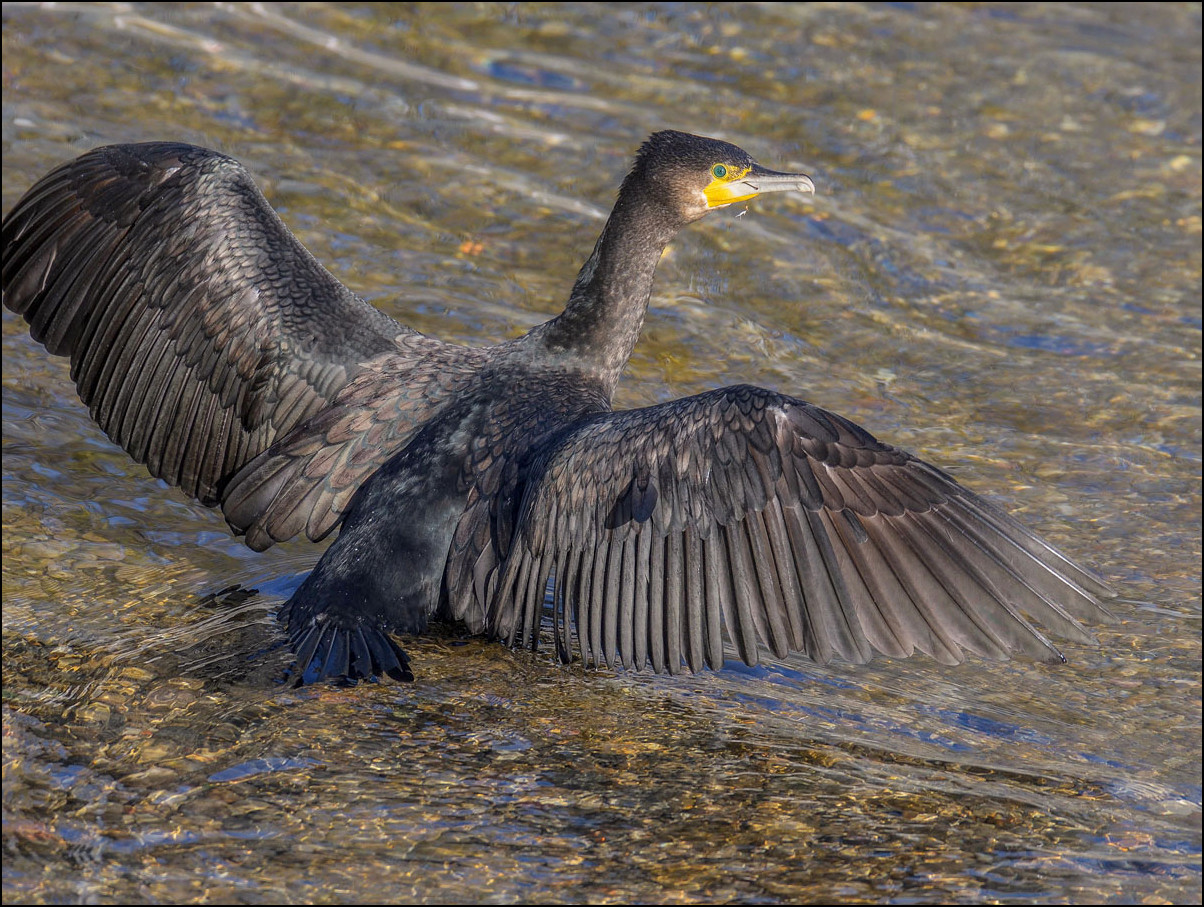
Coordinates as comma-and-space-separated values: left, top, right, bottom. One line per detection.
281, 603, 414, 685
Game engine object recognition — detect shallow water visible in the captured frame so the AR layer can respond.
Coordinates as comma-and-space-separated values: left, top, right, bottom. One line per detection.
2, 2, 1200, 904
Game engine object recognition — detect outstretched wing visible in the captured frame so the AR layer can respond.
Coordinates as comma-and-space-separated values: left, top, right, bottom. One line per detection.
220, 335, 489, 550
2, 142, 451, 533
474, 385, 1115, 673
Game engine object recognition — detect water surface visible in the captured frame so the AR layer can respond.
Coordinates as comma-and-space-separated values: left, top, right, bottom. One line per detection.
3, 3, 1200, 903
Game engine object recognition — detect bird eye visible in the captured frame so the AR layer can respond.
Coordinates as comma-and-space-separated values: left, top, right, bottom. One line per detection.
711, 164, 728, 179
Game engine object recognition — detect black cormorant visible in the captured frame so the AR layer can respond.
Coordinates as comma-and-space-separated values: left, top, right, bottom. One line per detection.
1, 131, 1115, 684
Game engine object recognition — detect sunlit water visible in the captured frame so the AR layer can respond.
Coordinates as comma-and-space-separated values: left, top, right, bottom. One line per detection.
3, 3, 1199, 903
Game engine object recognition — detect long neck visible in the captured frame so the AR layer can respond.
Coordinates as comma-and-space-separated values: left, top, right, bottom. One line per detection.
526, 187, 679, 398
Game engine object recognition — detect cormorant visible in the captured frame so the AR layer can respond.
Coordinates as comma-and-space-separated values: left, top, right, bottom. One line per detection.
2, 131, 1115, 684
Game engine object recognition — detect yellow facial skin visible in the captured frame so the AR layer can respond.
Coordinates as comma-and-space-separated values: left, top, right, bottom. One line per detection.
702, 164, 755, 208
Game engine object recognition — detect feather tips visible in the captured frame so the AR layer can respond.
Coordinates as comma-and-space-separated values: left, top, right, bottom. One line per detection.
455, 385, 1114, 675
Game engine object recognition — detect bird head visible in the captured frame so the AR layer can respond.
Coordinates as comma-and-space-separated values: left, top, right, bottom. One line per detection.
623, 130, 815, 225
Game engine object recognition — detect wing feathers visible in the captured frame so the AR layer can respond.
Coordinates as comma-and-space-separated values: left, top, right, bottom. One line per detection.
619, 536, 638, 670
462, 386, 1113, 675
762, 499, 809, 654
745, 511, 792, 659
647, 523, 667, 672
3, 142, 425, 526
683, 526, 706, 671
782, 502, 868, 664
633, 528, 653, 670
721, 520, 762, 666
700, 530, 727, 670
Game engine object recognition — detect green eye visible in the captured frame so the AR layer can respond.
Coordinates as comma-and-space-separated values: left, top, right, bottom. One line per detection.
711, 164, 728, 179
